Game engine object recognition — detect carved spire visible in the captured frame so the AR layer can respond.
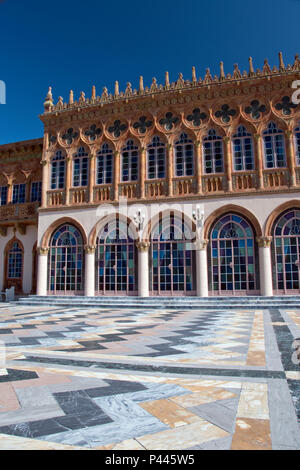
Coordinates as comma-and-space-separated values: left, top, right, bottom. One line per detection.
114, 81, 119, 98
101, 87, 108, 100
150, 77, 158, 92
139, 76, 144, 94
203, 68, 212, 84
79, 91, 85, 103
91, 85, 96, 100
293, 53, 300, 70
69, 90, 74, 105
125, 82, 132, 96
219, 61, 225, 81
192, 66, 197, 83
248, 57, 255, 76
165, 71, 170, 88
262, 58, 272, 75
43, 86, 53, 111
279, 51, 285, 72
233, 63, 241, 79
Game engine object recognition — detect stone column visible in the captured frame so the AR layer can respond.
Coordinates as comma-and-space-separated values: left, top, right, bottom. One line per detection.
257, 236, 273, 296
136, 241, 150, 297
223, 136, 233, 192
286, 130, 297, 187
114, 150, 120, 201
36, 247, 49, 296
254, 134, 264, 189
41, 160, 49, 208
65, 155, 72, 206
195, 239, 209, 297
84, 246, 95, 297
88, 151, 96, 203
167, 143, 173, 196
140, 147, 146, 199
195, 140, 203, 194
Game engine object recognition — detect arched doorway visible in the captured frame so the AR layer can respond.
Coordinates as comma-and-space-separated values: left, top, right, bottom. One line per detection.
95, 217, 137, 295
48, 224, 84, 295
272, 209, 300, 294
150, 213, 196, 296
209, 213, 258, 295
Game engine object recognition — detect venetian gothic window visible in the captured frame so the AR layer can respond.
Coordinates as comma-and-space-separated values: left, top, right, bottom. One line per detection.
209, 214, 257, 293
0, 186, 7, 206
12, 183, 26, 204
96, 218, 136, 294
294, 124, 300, 166
174, 133, 194, 177
121, 140, 139, 182
30, 181, 42, 202
272, 210, 300, 292
263, 122, 286, 169
7, 241, 23, 279
203, 129, 224, 174
96, 143, 113, 185
147, 136, 166, 179
232, 126, 254, 171
48, 224, 84, 293
73, 147, 89, 187
51, 150, 66, 190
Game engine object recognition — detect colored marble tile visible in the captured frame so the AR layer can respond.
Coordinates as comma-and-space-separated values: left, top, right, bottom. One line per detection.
170, 388, 237, 408
139, 399, 201, 428
231, 418, 272, 450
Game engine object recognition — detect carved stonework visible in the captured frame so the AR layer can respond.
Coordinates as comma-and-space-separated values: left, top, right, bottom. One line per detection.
135, 241, 150, 252
37, 247, 49, 256
84, 245, 96, 254
256, 236, 272, 248
195, 239, 209, 251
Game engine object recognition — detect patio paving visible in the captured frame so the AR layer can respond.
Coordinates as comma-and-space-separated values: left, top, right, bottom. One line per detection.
0, 303, 299, 450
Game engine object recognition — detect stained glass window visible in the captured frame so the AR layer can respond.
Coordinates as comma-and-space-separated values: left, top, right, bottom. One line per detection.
294, 125, 300, 166
263, 122, 286, 169
174, 133, 194, 177
96, 143, 113, 185
8, 242, 22, 278
147, 136, 166, 179
73, 147, 89, 187
51, 150, 65, 189
203, 129, 224, 174
232, 126, 254, 171
121, 140, 139, 182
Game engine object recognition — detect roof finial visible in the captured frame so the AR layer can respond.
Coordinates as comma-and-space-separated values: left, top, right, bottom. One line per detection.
233, 63, 241, 79
114, 81, 119, 98
43, 86, 53, 111
165, 71, 170, 88
219, 61, 225, 81
69, 90, 74, 105
262, 58, 272, 75
192, 66, 197, 83
293, 53, 300, 70
248, 57, 255, 76
91, 86, 96, 100
139, 76, 144, 94
279, 51, 285, 72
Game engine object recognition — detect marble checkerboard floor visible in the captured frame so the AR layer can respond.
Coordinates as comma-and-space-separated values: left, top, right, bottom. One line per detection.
0, 303, 299, 450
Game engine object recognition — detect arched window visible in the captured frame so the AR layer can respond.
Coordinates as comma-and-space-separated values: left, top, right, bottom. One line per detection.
203, 129, 224, 174
73, 147, 89, 187
96, 143, 113, 185
294, 124, 300, 166
147, 136, 166, 179
272, 209, 300, 293
48, 224, 84, 293
209, 214, 257, 294
263, 122, 286, 169
7, 241, 23, 279
174, 133, 194, 177
121, 140, 139, 182
96, 217, 137, 294
150, 213, 195, 295
51, 150, 65, 190
232, 126, 254, 171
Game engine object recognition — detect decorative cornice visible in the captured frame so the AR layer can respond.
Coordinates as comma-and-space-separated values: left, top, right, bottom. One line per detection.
256, 236, 273, 247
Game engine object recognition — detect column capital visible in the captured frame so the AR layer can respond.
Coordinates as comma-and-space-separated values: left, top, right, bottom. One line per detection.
84, 245, 96, 254
167, 143, 173, 150
195, 239, 209, 251
194, 140, 201, 147
223, 136, 230, 143
40, 160, 48, 166
37, 247, 49, 256
114, 150, 120, 157
254, 133, 261, 141
256, 236, 272, 248
285, 130, 293, 137
135, 240, 150, 252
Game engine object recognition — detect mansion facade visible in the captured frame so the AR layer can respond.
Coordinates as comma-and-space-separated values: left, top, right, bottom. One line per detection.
1, 53, 300, 297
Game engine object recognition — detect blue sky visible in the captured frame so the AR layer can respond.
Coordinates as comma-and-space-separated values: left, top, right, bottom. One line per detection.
0, 0, 299, 145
